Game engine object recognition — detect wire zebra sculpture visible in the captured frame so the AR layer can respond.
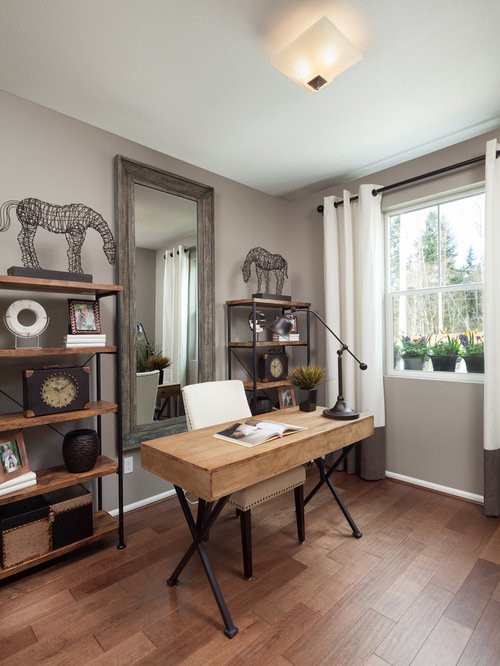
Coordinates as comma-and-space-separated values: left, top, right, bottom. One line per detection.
0, 198, 116, 273
242, 247, 288, 295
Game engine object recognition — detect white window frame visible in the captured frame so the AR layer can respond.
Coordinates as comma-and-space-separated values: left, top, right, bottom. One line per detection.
384, 186, 485, 382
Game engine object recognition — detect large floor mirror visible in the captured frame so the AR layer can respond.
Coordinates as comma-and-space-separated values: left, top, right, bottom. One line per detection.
115, 156, 214, 449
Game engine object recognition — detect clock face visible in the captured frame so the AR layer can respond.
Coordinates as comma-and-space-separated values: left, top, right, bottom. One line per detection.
270, 357, 284, 377
41, 374, 78, 408
258, 352, 288, 381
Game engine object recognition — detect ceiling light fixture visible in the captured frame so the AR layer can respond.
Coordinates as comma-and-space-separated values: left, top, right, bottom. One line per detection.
271, 16, 362, 92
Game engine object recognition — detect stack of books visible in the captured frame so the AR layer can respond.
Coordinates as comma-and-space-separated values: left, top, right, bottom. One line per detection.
64, 334, 107, 348
272, 333, 300, 342
0, 471, 37, 497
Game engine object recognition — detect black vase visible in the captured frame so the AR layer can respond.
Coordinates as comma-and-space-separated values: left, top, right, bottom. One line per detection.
299, 389, 317, 412
62, 429, 100, 473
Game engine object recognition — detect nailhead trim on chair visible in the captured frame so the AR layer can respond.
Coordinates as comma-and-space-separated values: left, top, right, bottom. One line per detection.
228, 479, 304, 511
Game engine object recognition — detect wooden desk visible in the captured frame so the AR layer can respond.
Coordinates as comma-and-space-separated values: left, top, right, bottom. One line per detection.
142, 408, 374, 638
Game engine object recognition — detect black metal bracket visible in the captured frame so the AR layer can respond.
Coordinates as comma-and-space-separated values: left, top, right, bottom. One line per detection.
167, 486, 239, 639
304, 445, 362, 538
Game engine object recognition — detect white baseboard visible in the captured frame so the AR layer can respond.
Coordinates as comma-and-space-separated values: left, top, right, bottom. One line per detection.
108, 488, 176, 517
385, 471, 484, 504
107, 473, 484, 515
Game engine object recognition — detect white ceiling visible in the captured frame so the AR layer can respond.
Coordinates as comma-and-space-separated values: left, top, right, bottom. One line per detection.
1, 0, 499, 199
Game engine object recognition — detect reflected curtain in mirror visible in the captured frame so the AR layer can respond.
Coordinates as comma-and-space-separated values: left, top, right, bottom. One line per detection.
162, 245, 198, 386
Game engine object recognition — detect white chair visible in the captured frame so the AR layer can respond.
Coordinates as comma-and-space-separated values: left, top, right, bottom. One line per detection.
182, 379, 305, 579
136, 370, 160, 424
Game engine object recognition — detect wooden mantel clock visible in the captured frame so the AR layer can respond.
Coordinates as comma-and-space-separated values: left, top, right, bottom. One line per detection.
22, 366, 91, 417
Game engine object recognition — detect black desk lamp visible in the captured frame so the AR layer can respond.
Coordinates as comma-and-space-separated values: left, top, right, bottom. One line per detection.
136, 322, 151, 347
269, 307, 367, 420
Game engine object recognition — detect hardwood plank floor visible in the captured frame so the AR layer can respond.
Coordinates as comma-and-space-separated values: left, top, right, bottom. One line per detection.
1, 469, 499, 665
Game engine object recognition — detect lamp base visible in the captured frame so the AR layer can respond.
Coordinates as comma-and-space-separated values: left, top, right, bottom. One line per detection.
323, 397, 359, 420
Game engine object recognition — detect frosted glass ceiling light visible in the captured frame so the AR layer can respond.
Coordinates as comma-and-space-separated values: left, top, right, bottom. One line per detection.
272, 16, 362, 92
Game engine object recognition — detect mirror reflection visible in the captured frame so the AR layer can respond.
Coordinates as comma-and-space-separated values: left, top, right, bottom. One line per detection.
134, 185, 197, 426
116, 155, 215, 450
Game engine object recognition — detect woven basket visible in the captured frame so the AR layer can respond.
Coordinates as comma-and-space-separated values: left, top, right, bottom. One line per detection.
62, 429, 99, 473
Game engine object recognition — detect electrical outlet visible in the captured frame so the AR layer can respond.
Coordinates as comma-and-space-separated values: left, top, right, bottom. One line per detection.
124, 456, 134, 474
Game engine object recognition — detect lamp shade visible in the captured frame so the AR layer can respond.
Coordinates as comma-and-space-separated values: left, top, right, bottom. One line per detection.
268, 313, 295, 337
272, 16, 362, 92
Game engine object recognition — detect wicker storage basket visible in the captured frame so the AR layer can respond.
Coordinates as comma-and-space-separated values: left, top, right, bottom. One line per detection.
43, 485, 93, 549
0, 496, 51, 569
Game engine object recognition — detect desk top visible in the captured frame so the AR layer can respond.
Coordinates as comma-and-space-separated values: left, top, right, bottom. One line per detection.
141, 408, 374, 501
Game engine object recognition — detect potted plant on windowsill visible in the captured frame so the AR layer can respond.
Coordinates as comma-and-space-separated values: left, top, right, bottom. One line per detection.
400, 335, 429, 371
459, 331, 484, 373
429, 335, 462, 372
288, 364, 326, 412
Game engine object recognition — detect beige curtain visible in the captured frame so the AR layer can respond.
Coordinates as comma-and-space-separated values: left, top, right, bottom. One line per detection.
323, 185, 386, 479
483, 138, 500, 516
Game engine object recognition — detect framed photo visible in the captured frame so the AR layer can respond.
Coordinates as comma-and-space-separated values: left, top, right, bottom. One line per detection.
284, 310, 298, 333
68, 299, 101, 334
0, 432, 31, 483
277, 385, 296, 409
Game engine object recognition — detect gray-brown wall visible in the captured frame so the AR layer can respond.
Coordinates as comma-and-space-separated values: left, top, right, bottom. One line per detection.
0, 90, 323, 509
1, 88, 495, 506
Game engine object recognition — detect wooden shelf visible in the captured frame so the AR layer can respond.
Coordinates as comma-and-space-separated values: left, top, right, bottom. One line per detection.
0, 275, 122, 295
0, 455, 117, 505
0, 401, 117, 433
226, 297, 310, 308
244, 379, 296, 390
0, 274, 124, 577
229, 340, 307, 348
0, 511, 118, 579
0, 346, 117, 358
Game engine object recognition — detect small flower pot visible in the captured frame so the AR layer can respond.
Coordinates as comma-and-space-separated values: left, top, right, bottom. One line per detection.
402, 356, 425, 371
430, 355, 458, 372
299, 389, 317, 412
463, 355, 484, 373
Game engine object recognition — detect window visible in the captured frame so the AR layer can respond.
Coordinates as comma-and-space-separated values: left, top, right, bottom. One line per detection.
387, 190, 485, 376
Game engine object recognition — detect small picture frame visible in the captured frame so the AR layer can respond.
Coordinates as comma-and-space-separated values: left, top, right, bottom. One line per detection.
277, 385, 296, 409
68, 299, 101, 334
0, 432, 31, 483
284, 311, 298, 333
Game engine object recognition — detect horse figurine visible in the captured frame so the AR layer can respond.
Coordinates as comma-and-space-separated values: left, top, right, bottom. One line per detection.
242, 247, 288, 295
0, 197, 116, 273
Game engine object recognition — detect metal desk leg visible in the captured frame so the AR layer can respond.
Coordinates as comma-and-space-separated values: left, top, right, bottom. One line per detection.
304, 445, 362, 538
166, 486, 239, 639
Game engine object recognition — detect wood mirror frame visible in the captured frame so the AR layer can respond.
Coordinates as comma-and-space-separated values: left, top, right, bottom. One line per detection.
115, 156, 215, 449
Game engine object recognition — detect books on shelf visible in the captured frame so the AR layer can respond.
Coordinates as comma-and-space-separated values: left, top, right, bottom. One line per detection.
213, 418, 305, 447
0, 470, 37, 496
272, 333, 300, 342
64, 334, 106, 348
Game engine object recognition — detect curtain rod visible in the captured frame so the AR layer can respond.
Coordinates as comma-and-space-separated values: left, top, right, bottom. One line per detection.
164, 245, 196, 258
316, 150, 500, 213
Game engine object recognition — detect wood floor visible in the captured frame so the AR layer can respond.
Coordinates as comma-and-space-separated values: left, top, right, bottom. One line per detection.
1, 469, 500, 665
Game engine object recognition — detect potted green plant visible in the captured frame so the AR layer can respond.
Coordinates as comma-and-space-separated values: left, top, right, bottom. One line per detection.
429, 334, 462, 372
459, 331, 484, 373
137, 339, 171, 383
288, 364, 326, 412
400, 335, 429, 371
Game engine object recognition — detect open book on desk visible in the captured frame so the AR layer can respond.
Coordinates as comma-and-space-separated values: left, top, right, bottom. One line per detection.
213, 418, 305, 447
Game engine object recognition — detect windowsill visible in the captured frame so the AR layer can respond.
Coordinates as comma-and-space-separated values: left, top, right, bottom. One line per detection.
385, 370, 484, 383
387, 357, 484, 382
